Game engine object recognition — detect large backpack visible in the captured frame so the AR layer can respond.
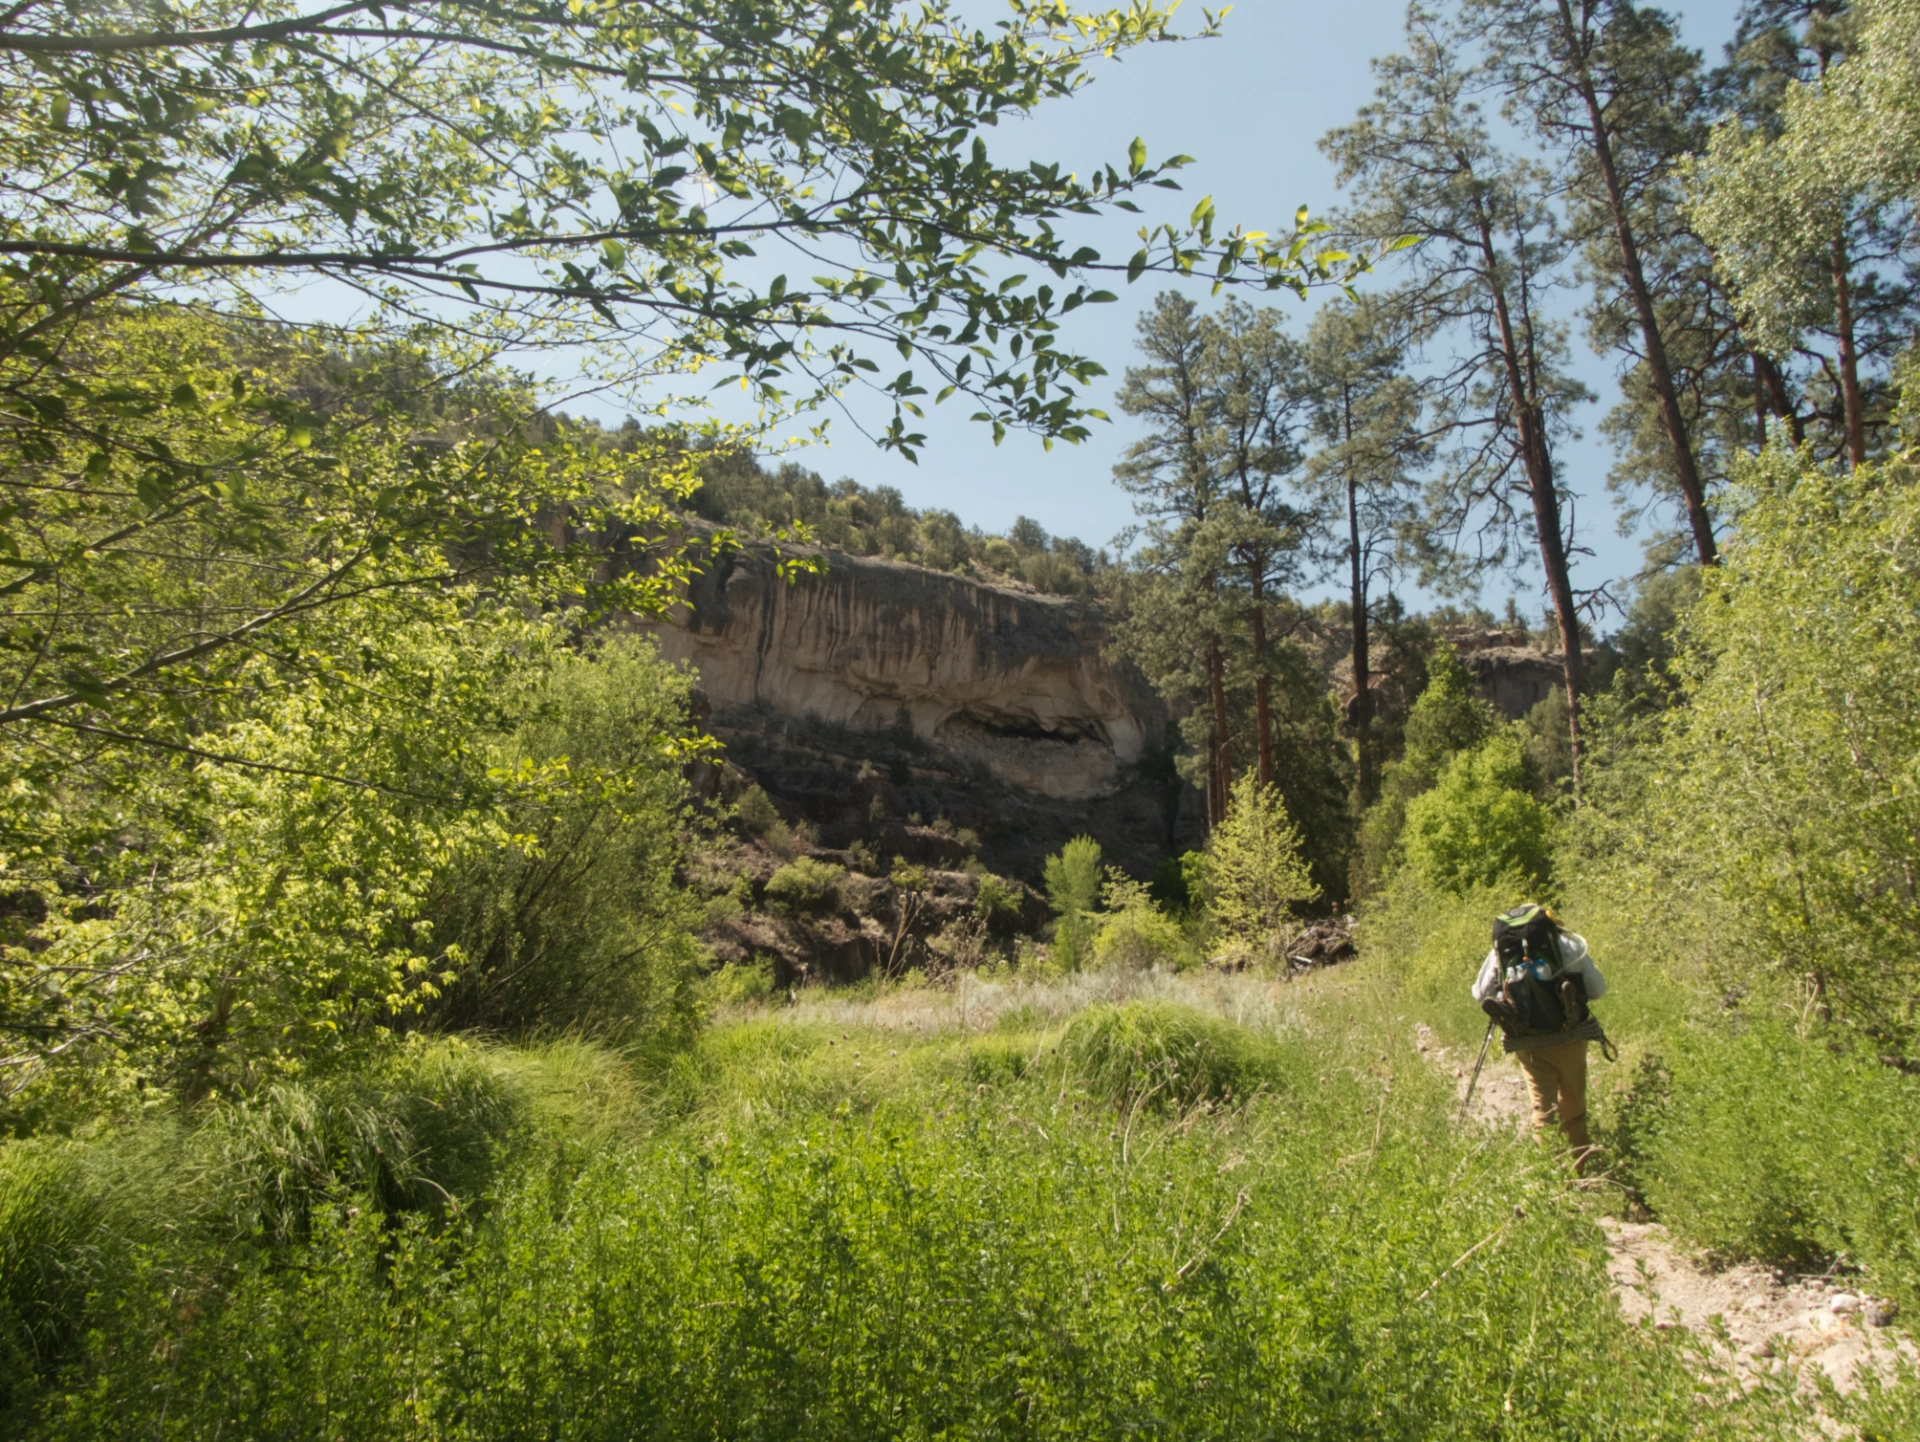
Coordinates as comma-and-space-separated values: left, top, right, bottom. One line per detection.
1486, 903, 1587, 1035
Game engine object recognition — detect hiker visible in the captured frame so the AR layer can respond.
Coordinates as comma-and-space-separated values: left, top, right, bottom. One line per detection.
1470, 903, 1610, 1171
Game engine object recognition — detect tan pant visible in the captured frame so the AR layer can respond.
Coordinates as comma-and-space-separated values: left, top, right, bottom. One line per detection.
1516, 1039, 1593, 1168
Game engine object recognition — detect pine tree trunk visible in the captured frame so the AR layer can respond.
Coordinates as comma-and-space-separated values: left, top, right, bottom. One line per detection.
1552, 0, 1716, 567
1750, 348, 1802, 446
1345, 394, 1376, 808
1833, 234, 1868, 468
1208, 635, 1232, 828
1527, 436, 1587, 803
1477, 214, 1586, 800
1250, 575, 1273, 792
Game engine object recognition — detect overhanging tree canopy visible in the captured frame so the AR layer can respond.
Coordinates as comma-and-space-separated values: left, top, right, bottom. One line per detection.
1, 0, 1359, 451
0, 0, 1364, 740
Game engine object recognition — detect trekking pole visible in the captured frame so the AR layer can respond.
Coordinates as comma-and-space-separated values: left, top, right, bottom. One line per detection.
1458, 1018, 1496, 1119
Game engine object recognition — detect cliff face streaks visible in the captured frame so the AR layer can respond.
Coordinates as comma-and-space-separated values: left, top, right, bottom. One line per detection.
643, 545, 1166, 803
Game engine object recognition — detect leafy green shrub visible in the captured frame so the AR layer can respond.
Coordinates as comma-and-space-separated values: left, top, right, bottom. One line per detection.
1401, 735, 1553, 893
702, 959, 778, 1009
1207, 773, 1318, 948
1063, 1001, 1286, 1112
763, 857, 846, 913
1611, 1021, 1920, 1313
8, 601, 588, 1106
702, 889, 745, 927
1043, 835, 1102, 969
972, 872, 1019, 920
1610, 1036, 1827, 1266
1091, 903, 1190, 970
735, 784, 780, 835
1092, 873, 1191, 970
0, 1145, 109, 1409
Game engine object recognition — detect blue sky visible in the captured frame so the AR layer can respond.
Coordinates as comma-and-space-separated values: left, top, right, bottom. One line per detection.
720, 0, 1748, 618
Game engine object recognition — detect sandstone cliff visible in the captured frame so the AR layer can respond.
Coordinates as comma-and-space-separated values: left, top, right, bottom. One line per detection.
639, 544, 1190, 880
639, 542, 1582, 885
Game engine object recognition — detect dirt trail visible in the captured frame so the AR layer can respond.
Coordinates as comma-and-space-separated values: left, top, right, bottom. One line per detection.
1603, 1217, 1913, 1394
1415, 1023, 1915, 1401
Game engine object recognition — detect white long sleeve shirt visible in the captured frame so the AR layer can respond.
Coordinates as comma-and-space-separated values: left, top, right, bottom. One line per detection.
1471, 931, 1606, 1003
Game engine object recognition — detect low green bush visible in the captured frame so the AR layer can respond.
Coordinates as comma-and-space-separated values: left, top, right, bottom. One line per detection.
1092, 873, 1193, 971
1609, 1020, 1920, 1314
1824, 1355, 1920, 1441
699, 958, 778, 1009
1092, 900, 1190, 969
1062, 1001, 1288, 1112
763, 856, 846, 913
734, 784, 779, 835
1150, 849, 1210, 914
971, 871, 1021, 920
18, 1040, 1783, 1441
962, 1033, 1049, 1085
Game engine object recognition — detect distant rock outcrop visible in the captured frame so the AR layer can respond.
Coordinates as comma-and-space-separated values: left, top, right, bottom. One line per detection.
636, 542, 1586, 879
1414, 626, 1575, 720
1457, 645, 1567, 719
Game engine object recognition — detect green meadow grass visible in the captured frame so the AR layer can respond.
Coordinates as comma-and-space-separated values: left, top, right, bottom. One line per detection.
0, 967, 1809, 1440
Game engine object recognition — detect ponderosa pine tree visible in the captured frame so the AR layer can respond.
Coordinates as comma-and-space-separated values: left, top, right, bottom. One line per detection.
1113, 294, 1236, 826
1325, 11, 1597, 796
1473, 0, 1729, 566
1193, 300, 1316, 793
1301, 296, 1428, 808
1113, 293, 1318, 815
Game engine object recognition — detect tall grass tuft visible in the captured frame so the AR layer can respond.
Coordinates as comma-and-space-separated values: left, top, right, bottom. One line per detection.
193, 1039, 529, 1244
1063, 1000, 1288, 1112
0, 1144, 109, 1410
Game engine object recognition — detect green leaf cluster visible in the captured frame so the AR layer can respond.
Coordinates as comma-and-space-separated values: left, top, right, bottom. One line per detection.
1630, 449, 1920, 1048
1401, 734, 1555, 894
